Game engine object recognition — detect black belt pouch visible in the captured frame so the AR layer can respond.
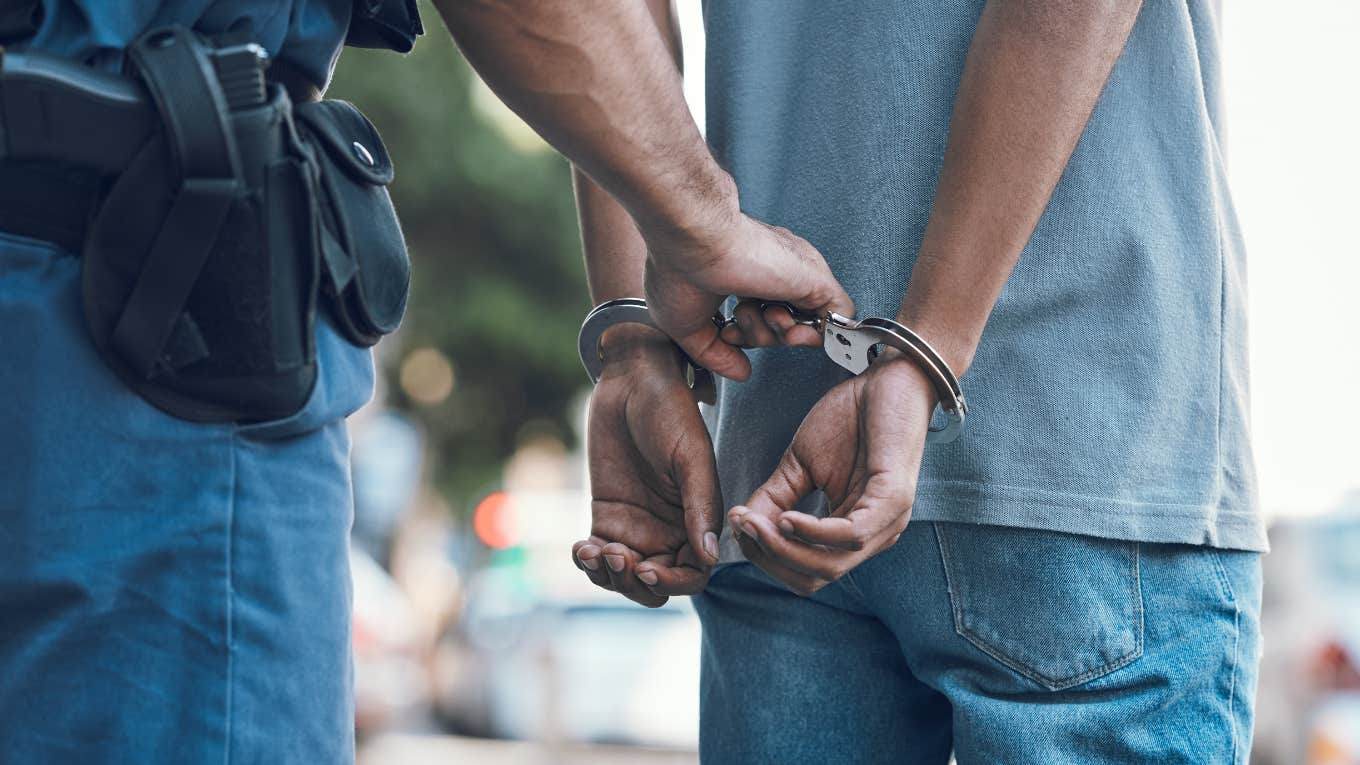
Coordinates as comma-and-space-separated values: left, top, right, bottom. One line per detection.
297, 100, 410, 349
79, 27, 408, 423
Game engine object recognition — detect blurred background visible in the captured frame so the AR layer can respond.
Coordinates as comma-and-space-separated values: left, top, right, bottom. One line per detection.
327, 3, 1360, 763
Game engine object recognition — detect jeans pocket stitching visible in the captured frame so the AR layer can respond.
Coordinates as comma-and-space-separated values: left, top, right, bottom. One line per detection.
935, 523, 1145, 691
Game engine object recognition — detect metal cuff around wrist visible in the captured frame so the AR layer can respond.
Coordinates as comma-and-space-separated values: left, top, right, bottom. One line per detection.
577, 298, 716, 404
577, 298, 967, 443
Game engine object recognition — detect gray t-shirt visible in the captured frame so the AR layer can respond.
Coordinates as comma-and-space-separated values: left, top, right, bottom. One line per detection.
703, 0, 1267, 554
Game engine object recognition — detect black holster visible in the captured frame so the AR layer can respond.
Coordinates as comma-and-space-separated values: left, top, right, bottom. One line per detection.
77, 26, 409, 423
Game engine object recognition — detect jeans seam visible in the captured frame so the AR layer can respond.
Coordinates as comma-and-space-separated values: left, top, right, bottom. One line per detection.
936, 523, 1145, 691
1227, 591, 1241, 764
1210, 550, 1242, 764
224, 433, 238, 765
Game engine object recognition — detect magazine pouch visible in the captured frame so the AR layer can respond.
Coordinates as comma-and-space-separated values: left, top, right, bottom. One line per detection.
295, 99, 409, 348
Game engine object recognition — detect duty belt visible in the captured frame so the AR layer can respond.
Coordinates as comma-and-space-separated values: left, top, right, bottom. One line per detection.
0, 46, 320, 251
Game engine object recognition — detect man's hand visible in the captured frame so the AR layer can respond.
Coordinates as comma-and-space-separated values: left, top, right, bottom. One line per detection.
640, 210, 853, 383
571, 326, 723, 607
728, 354, 936, 595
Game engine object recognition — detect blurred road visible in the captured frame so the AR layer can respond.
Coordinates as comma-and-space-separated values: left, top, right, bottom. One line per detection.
359, 733, 699, 765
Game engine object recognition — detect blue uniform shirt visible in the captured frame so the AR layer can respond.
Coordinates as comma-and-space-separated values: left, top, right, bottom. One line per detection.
31, 0, 351, 89
704, 0, 1267, 554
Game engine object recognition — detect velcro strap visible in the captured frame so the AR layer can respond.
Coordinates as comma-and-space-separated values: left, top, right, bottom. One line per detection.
110, 27, 243, 378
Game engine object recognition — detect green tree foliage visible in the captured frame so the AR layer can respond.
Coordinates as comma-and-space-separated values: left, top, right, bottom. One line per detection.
328, 8, 590, 510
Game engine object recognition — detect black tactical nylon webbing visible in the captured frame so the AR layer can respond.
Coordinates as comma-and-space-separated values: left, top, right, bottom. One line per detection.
110, 27, 242, 379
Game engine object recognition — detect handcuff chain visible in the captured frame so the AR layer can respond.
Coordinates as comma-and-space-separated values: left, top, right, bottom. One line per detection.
579, 298, 966, 443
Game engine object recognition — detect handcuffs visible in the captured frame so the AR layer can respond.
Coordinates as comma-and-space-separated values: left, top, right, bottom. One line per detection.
578, 298, 967, 444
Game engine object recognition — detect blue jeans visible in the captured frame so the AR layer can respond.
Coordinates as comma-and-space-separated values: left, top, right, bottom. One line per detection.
693, 521, 1261, 764
0, 232, 372, 762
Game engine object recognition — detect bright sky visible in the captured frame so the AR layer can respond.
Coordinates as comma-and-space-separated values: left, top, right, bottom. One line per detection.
675, 4, 1360, 520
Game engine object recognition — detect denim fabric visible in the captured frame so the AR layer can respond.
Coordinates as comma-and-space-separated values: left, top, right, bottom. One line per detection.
702, 1, 1266, 556
693, 523, 1262, 764
0, 188, 369, 760
1, 3, 366, 760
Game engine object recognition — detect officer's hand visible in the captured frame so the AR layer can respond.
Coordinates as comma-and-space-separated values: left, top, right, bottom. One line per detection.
728, 353, 935, 595
641, 213, 853, 382
571, 326, 722, 608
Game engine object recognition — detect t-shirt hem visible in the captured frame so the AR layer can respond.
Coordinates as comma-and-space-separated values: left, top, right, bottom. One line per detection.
911, 480, 1268, 552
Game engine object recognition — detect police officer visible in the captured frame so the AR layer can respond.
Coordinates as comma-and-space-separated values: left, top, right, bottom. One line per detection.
0, 1, 845, 761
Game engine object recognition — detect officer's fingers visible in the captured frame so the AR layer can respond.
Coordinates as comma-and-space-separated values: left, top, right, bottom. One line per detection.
747, 223, 854, 320
762, 305, 822, 348
601, 542, 668, 608
674, 325, 751, 382
719, 321, 746, 348
572, 539, 614, 590
731, 299, 780, 348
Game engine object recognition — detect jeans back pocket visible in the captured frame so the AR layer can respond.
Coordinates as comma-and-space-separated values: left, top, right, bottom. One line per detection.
935, 522, 1144, 691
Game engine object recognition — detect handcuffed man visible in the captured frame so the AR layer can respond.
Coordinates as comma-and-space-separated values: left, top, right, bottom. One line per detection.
445, 1, 1266, 762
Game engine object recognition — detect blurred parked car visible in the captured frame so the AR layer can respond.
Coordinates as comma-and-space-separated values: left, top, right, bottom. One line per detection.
353, 546, 432, 738
433, 560, 700, 749
1255, 505, 1360, 765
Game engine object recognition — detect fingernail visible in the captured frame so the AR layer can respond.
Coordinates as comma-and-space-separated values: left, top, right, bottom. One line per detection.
779, 518, 795, 535
581, 556, 600, 571
605, 554, 626, 573
637, 569, 659, 586
742, 520, 760, 540
704, 531, 720, 561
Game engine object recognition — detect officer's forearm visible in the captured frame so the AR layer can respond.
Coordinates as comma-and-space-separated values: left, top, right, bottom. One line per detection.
436, 0, 733, 249
897, 0, 1143, 375
571, 0, 681, 305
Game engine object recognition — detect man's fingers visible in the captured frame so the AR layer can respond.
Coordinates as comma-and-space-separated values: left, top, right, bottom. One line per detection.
601, 542, 668, 608
776, 512, 870, 551
739, 509, 861, 582
572, 539, 614, 591
734, 526, 830, 596
675, 433, 723, 566
636, 553, 710, 596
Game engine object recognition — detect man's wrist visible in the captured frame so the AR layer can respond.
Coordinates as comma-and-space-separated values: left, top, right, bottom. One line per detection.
892, 306, 980, 378
597, 323, 686, 375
